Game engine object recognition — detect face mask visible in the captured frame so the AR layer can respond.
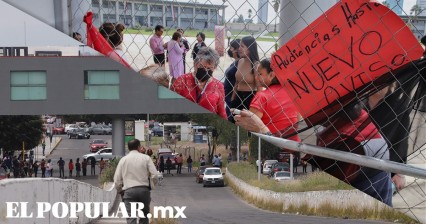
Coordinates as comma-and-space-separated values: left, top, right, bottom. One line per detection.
195, 67, 213, 82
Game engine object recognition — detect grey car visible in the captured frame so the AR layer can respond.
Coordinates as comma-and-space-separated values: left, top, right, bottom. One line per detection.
89, 124, 112, 135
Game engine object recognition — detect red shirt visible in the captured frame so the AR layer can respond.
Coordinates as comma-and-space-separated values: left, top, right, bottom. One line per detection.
171, 73, 227, 119
250, 85, 300, 141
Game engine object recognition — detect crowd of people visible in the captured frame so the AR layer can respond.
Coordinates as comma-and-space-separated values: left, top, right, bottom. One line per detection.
0, 154, 107, 179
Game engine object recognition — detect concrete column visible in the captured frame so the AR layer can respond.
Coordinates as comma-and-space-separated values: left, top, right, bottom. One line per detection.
112, 116, 125, 156
131, 2, 135, 27
163, 5, 166, 27
207, 8, 210, 29
71, 0, 90, 42
147, 4, 151, 27
115, 1, 119, 22
222, 8, 225, 24
193, 7, 196, 29
178, 6, 181, 28
278, 0, 336, 47
99, 0, 104, 25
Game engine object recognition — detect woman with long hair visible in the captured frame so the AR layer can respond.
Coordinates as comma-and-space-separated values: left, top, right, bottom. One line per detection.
231, 36, 259, 112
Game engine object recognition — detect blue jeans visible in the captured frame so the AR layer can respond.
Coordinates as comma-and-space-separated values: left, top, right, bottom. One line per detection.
352, 171, 392, 207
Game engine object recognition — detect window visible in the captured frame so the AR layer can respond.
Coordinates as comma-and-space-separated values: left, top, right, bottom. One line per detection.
158, 86, 184, 99
11, 71, 47, 100
84, 71, 119, 100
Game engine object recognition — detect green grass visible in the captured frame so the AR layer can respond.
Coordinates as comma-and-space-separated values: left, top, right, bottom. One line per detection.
227, 162, 353, 193
226, 163, 418, 223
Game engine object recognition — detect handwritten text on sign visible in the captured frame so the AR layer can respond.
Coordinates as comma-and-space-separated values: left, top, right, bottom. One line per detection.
271, 1, 423, 119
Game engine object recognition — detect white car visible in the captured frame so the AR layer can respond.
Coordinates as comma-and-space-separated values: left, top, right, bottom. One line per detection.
202, 167, 225, 187
262, 160, 278, 175
83, 148, 114, 162
273, 171, 293, 181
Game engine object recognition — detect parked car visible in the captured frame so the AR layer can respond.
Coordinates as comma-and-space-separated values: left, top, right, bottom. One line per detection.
203, 167, 225, 187
89, 124, 112, 135
270, 162, 290, 177
262, 160, 278, 175
69, 128, 91, 139
273, 171, 293, 181
89, 139, 108, 152
65, 124, 79, 134
53, 126, 65, 134
83, 148, 114, 162
151, 126, 164, 137
195, 166, 207, 183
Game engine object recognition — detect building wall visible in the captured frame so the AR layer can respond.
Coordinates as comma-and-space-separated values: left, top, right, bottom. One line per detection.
257, 0, 268, 24
0, 57, 208, 116
387, 0, 404, 15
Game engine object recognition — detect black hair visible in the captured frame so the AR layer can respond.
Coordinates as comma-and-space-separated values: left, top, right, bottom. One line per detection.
259, 58, 280, 85
155, 25, 164, 32
230, 39, 240, 50
72, 32, 81, 39
128, 139, 141, 151
197, 32, 206, 41
172, 32, 182, 41
241, 36, 259, 74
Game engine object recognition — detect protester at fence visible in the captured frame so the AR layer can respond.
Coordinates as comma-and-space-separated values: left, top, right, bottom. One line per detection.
177, 28, 190, 73
23, 160, 29, 177
27, 161, 33, 177
46, 159, 53, 177
166, 157, 172, 175
42, 140, 46, 156
230, 36, 259, 113
167, 32, 186, 80
302, 160, 308, 173
218, 153, 222, 167
176, 153, 183, 174
40, 159, 46, 178
99, 22, 129, 64
149, 25, 166, 66
159, 156, 165, 174
200, 154, 206, 166
233, 101, 393, 206
32, 160, 39, 178
114, 138, 158, 224
68, 159, 74, 177
187, 156, 193, 173
57, 157, 65, 178
192, 32, 206, 60
82, 158, 88, 176
75, 158, 81, 177
248, 58, 300, 142
224, 39, 241, 121
90, 157, 96, 176
213, 155, 221, 167
99, 158, 106, 175
171, 47, 227, 119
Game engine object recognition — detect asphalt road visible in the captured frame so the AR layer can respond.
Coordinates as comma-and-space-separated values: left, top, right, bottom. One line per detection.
52, 137, 392, 224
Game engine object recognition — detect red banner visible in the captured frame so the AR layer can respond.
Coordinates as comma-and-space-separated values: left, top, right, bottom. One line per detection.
271, 0, 423, 121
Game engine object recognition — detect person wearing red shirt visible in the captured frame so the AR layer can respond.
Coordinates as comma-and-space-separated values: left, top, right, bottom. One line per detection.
171, 47, 226, 119
249, 58, 300, 141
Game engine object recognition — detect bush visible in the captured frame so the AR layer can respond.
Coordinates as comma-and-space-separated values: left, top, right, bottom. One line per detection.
99, 157, 121, 186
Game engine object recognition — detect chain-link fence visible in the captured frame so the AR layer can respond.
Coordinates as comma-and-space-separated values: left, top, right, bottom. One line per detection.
67, 0, 425, 222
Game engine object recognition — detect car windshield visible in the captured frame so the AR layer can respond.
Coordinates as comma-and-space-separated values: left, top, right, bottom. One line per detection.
276, 172, 291, 177
205, 169, 221, 175
93, 140, 105, 144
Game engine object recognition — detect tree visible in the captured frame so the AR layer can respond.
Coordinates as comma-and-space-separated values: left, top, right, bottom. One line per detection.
411, 4, 423, 21
189, 114, 249, 163
0, 116, 43, 155
273, 0, 280, 33
237, 14, 244, 23
249, 136, 282, 163
248, 9, 253, 20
